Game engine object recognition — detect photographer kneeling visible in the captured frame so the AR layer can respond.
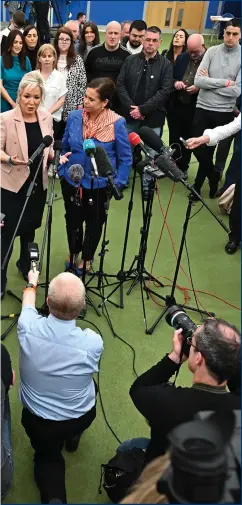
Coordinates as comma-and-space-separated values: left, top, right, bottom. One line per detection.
17, 270, 103, 504
125, 317, 240, 466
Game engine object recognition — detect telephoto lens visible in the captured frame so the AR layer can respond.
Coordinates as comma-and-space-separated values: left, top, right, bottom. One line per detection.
166, 305, 198, 356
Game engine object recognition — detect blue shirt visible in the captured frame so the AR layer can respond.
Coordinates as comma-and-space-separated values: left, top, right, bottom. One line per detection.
58, 109, 132, 189
0, 55, 32, 112
17, 306, 104, 421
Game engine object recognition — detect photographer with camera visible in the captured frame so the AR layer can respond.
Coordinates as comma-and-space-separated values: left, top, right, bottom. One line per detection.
17, 269, 103, 504
126, 316, 240, 466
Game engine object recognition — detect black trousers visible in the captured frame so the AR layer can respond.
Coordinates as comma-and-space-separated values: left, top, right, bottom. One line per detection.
21, 405, 96, 504
33, 1, 50, 44
61, 179, 108, 259
229, 170, 241, 244
192, 108, 234, 192
169, 101, 196, 173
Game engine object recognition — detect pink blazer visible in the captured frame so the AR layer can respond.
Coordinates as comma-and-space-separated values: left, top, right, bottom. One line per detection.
0, 105, 53, 193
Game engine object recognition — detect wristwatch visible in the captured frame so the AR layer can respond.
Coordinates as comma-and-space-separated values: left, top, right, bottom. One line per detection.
25, 283, 36, 289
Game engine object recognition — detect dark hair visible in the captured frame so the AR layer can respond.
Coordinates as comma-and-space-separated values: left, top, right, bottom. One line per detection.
87, 77, 115, 108
12, 10, 25, 28
225, 18, 241, 30
23, 24, 40, 48
54, 27, 76, 70
129, 20, 147, 33
3, 30, 27, 70
146, 26, 162, 37
79, 21, 100, 58
195, 318, 241, 384
166, 29, 189, 62
121, 20, 132, 29
77, 12, 86, 20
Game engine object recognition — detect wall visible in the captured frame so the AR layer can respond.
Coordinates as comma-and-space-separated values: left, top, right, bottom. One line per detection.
89, 0, 144, 25
205, 1, 221, 29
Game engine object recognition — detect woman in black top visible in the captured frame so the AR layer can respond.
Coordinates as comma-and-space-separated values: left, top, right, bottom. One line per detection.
78, 21, 100, 62
23, 25, 40, 70
162, 29, 189, 63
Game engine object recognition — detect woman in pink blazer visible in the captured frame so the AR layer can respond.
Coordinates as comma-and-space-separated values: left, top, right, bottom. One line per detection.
0, 70, 53, 298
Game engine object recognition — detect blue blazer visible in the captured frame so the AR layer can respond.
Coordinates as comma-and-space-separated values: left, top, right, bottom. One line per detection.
58, 109, 132, 189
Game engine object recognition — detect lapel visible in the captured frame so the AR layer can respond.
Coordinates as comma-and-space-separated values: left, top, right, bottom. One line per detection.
14, 105, 28, 162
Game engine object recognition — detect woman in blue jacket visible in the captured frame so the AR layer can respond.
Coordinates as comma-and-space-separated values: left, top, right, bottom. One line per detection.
59, 77, 132, 273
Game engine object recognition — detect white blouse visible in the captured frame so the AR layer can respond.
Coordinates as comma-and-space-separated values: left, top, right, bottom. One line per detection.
40, 69, 68, 122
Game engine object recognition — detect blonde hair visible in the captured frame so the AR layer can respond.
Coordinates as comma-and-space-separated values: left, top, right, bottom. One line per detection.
17, 70, 45, 103
121, 453, 170, 504
36, 43, 57, 70
48, 272, 86, 321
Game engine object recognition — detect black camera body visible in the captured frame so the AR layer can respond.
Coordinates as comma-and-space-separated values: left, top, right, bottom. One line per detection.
166, 305, 198, 357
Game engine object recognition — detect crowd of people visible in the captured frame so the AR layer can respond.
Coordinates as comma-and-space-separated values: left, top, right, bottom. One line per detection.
0, 5, 241, 504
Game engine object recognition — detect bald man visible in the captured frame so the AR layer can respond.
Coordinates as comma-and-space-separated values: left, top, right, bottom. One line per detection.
85, 20, 130, 113
65, 20, 80, 52
17, 269, 103, 503
169, 33, 206, 175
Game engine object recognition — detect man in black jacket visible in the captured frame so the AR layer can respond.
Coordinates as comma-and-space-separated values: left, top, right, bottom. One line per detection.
117, 26, 173, 192
122, 318, 240, 466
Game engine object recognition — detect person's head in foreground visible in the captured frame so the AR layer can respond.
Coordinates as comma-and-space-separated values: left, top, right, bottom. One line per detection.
47, 272, 86, 320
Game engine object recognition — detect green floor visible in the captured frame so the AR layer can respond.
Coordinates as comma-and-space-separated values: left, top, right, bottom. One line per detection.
2, 119, 240, 503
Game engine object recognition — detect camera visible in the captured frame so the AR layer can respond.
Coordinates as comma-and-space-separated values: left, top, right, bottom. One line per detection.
166, 305, 198, 357
28, 242, 39, 272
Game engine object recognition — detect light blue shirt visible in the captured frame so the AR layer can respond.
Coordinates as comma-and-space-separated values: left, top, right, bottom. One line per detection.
17, 306, 104, 421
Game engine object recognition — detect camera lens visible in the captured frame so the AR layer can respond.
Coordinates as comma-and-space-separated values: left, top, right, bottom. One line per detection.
166, 306, 198, 357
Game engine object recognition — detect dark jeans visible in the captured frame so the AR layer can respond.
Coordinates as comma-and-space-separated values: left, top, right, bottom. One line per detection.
223, 132, 240, 191
21, 405, 96, 503
192, 108, 234, 192
229, 170, 241, 244
169, 100, 196, 173
1, 229, 35, 292
61, 179, 108, 259
33, 1, 50, 44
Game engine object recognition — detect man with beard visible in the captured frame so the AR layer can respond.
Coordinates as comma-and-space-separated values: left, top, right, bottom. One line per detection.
170, 34, 206, 176
121, 20, 147, 55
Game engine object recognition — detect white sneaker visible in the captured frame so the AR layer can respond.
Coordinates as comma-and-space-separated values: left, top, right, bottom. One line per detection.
48, 164, 59, 178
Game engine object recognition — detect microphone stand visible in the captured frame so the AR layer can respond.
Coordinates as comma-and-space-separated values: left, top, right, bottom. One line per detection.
1, 154, 45, 340
146, 180, 229, 335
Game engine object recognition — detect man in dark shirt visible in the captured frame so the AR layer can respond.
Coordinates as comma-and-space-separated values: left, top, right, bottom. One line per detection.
1, 344, 15, 500
121, 318, 240, 466
85, 20, 130, 113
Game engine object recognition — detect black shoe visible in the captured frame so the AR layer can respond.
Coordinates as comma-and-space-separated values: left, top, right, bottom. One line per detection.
190, 186, 201, 202
216, 187, 225, 198
49, 500, 63, 504
16, 260, 28, 282
65, 434, 82, 453
225, 241, 239, 254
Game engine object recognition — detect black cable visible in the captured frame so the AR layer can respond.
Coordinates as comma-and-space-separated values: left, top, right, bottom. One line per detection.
189, 204, 204, 220
184, 238, 208, 319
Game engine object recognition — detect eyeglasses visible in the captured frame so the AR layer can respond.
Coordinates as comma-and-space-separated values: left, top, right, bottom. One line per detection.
58, 38, 71, 43
187, 336, 197, 349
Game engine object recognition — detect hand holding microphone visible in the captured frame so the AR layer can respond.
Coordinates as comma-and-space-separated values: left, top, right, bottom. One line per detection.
28, 269, 40, 287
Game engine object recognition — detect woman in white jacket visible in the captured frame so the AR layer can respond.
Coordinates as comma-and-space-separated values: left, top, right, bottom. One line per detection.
186, 114, 241, 254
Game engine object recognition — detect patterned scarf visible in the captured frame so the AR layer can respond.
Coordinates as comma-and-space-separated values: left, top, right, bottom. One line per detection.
82, 108, 121, 142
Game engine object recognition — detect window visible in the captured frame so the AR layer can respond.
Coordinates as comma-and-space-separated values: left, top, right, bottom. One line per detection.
165, 8, 172, 27
177, 8, 184, 27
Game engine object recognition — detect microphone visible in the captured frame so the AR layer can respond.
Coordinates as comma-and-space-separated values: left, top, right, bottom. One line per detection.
83, 139, 99, 177
94, 146, 123, 200
128, 132, 153, 159
69, 164, 84, 183
139, 126, 164, 154
53, 140, 62, 170
27, 135, 53, 166
155, 153, 185, 182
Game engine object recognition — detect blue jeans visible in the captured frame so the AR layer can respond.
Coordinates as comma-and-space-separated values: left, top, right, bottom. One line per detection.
118, 437, 150, 452
126, 122, 163, 190
1, 395, 14, 500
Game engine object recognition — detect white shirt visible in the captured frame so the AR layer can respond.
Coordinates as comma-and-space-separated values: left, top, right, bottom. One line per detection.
204, 113, 241, 146
126, 41, 143, 54
40, 69, 68, 122
0, 26, 24, 44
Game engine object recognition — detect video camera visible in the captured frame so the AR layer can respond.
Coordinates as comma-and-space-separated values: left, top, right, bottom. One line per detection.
157, 409, 241, 504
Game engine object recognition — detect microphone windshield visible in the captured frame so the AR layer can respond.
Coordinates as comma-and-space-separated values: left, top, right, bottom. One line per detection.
69, 164, 84, 183
139, 126, 164, 153
43, 135, 53, 148
94, 146, 113, 177
128, 132, 142, 147
156, 153, 184, 182
83, 139, 96, 155
54, 140, 62, 151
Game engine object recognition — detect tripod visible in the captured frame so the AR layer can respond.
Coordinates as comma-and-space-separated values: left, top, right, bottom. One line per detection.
146, 181, 230, 335
100, 172, 164, 332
